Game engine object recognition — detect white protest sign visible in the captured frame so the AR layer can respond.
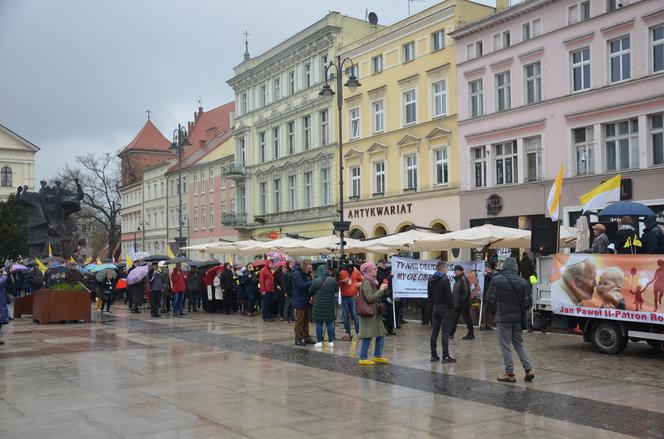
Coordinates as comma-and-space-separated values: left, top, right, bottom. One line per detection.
391, 257, 485, 300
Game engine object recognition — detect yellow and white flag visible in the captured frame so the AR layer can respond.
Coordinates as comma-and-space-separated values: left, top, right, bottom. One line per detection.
579, 174, 621, 212
125, 254, 133, 267
547, 165, 564, 222
166, 245, 176, 259
35, 258, 47, 273
48, 243, 53, 257
69, 256, 76, 264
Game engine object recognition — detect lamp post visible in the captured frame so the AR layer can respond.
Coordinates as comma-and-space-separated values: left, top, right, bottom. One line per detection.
133, 225, 141, 253
170, 124, 190, 256
319, 55, 361, 260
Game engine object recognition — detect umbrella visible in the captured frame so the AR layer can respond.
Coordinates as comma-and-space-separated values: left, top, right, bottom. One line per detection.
188, 259, 221, 271
89, 263, 118, 273
357, 229, 442, 253
126, 265, 149, 285
143, 254, 169, 262
11, 264, 29, 271
203, 265, 225, 286
166, 256, 190, 264
411, 224, 530, 251
46, 263, 67, 272
95, 269, 117, 282
598, 201, 656, 218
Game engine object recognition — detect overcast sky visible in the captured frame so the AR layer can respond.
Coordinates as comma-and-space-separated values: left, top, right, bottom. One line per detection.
0, 0, 494, 181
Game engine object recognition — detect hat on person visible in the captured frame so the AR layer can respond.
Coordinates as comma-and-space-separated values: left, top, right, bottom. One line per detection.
360, 262, 376, 275
453, 265, 464, 272
592, 224, 606, 232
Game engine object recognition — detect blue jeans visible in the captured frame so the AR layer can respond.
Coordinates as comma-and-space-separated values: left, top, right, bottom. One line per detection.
172, 293, 185, 315
261, 292, 272, 320
316, 321, 335, 343
341, 296, 359, 335
359, 336, 384, 360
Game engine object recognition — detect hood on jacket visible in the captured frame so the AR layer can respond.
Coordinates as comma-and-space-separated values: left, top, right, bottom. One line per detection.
315, 265, 327, 279
645, 215, 657, 229
431, 271, 445, 280
502, 257, 518, 273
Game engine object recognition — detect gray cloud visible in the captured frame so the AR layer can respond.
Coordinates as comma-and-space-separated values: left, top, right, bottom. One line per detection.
0, 0, 492, 180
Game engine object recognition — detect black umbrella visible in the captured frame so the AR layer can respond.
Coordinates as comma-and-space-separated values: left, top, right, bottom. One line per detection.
598, 201, 656, 218
143, 254, 169, 262
95, 269, 117, 282
166, 256, 190, 264
189, 259, 221, 271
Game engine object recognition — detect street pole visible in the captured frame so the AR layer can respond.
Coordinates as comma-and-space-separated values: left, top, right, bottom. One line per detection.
336, 55, 345, 261
171, 124, 189, 256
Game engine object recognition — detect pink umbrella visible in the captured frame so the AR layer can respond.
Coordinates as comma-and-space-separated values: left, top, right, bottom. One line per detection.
126, 265, 149, 285
11, 264, 29, 271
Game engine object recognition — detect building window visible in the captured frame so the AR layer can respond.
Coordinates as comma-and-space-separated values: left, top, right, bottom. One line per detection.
303, 115, 311, 150
258, 131, 266, 163
372, 100, 384, 133
273, 77, 280, 101
239, 186, 246, 214
273, 179, 281, 213
403, 90, 417, 125
434, 147, 449, 185
201, 205, 206, 228
522, 18, 541, 41
494, 141, 518, 185
372, 54, 383, 73
605, 119, 639, 171
525, 136, 542, 182
241, 92, 248, 114
209, 203, 214, 228
571, 47, 591, 92
350, 166, 361, 198
473, 147, 487, 188
304, 171, 312, 208
320, 109, 329, 145
239, 137, 246, 166
493, 31, 511, 51
432, 80, 447, 117
181, 176, 186, 194
651, 114, 664, 165
193, 207, 198, 230
230, 199, 235, 214
432, 30, 445, 51
321, 168, 330, 205
574, 126, 595, 175
193, 174, 198, 195
200, 172, 206, 193
524, 62, 542, 104
374, 161, 385, 195
287, 121, 295, 155
259, 182, 267, 214
321, 54, 329, 82
469, 79, 484, 118
288, 70, 295, 95
288, 175, 297, 210
222, 172, 227, 189
609, 36, 630, 83
221, 202, 226, 218
466, 41, 483, 59
260, 83, 267, 107
404, 154, 418, 190
495, 71, 511, 111
606, 0, 618, 12
304, 62, 311, 88
160, 181, 164, 197
652, 25, 664, 73
403, 41, 415, 62
349, 107, 360, 140
569, 1, 590, 24
209, 168, 214, 192
273, 127, 280, 160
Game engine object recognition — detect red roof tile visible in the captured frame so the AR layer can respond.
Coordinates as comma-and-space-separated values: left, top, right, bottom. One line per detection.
119, 119, 171, 155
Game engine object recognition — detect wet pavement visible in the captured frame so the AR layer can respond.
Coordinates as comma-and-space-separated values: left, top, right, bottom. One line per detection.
1, 305, 663, 438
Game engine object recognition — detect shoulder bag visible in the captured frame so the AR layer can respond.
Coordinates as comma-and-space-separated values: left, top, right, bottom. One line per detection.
355, 282, 375, 317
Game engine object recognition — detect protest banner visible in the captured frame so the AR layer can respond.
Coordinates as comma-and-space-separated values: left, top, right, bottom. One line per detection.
391, 256, 484, 299
551, 254, 664, 325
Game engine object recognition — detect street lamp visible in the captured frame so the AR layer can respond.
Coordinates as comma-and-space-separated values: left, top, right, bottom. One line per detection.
320, 55, 361, 260
170, 124, 190, 255
133, 225, 141, 253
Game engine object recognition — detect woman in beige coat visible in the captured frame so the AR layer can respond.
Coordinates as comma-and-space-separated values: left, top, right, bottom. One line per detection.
358, 262, 389, 365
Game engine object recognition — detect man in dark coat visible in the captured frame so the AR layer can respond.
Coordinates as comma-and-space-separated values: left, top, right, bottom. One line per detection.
292, 260, 314, 346
480, 262, 496, 330
485, 257, 534, 383
221, 263, 236, 314
642, 216, 664, 254
282, 261, 295, 322
377, 260, 395, 335
148, 262, 162, 317
186, 267, 202, 312
518, 253, 535, 282
449, 265, 474, 340
427, 261, 455, 363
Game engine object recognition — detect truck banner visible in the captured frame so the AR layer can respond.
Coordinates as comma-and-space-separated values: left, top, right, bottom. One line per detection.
391, 256, 484, 299
551, 254, 664, 324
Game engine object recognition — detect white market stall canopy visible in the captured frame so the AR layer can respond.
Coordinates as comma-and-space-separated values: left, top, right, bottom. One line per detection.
354, 229, 444, 253
182, 236, 365, 256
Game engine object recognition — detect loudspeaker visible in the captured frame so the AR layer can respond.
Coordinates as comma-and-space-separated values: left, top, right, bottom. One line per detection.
531, 218, 559, 255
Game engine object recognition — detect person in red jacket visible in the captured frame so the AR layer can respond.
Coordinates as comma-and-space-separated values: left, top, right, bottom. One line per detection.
339, 262, 363, 340
259, 261, 275, 322
170, 263, 187, 317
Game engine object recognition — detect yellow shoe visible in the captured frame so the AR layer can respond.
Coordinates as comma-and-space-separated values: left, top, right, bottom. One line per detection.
358, 359, 375, 366
371, 357, 389, 364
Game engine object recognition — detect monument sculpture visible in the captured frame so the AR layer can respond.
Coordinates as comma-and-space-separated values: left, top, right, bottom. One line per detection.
16, 179, 84, 257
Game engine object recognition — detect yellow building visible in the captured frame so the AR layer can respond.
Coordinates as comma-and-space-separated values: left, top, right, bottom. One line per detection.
226, 12, 382, 241
336, 0, 493, 258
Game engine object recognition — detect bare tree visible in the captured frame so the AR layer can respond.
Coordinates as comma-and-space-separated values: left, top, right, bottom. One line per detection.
56, 153, 121, 259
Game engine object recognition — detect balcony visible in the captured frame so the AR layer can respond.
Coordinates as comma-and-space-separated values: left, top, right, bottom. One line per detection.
221, 213, 248, 227
222, 163, 247, 180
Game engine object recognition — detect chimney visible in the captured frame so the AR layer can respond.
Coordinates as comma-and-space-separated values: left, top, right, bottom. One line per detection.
188, 121, 194, 132
496, 0, 510, 11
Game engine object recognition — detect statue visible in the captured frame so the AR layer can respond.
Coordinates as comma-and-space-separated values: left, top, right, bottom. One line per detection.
16, 179, 84, 257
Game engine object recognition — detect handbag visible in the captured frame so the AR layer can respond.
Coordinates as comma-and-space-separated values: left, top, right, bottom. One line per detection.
356, 281, 380, 317
505, 276, 528, 331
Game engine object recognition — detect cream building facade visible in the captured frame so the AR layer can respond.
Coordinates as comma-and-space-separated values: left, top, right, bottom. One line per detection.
0, 123, 38, 202
227, 12, 381, 241
336, 0, 493, 258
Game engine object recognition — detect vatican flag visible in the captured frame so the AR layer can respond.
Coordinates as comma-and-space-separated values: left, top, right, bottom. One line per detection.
69, 256, 76, 264
48, 243, 53, 258
579, 174, 621, 212
166, 245, 176, 259
125, 254, 133, 268
546, 165, 564, 222
84, 256, 92, 265
35, 258, 48, 273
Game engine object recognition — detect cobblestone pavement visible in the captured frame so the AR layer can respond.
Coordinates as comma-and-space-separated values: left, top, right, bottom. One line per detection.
1, 305, 663, 438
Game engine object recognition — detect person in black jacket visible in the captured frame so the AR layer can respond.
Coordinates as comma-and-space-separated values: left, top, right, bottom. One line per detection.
615, 216, 641, 254
642, 215, 664, 254
186, 267, 202, 313
282, 261, 295, 322
148, 263, 163, 317
221, 263, 236, 314
449, 265, 474, 340
480, 263, 496, 330
427, 261, 455, 363
242, 263, 259, 316
485, 257, 534, 383
100, 270, 115, 314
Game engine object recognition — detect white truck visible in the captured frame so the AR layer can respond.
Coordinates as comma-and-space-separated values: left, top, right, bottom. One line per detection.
533, 255, 664, 355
